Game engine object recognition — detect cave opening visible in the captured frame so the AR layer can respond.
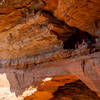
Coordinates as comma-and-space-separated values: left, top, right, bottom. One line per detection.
63, 30, 96, 50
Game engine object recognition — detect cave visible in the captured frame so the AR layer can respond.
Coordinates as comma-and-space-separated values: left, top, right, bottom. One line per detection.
0, 0, 100, 99
63, 30, 96, 49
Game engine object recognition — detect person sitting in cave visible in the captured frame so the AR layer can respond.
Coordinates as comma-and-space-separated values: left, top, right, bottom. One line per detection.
75, 40, 87, 50
82, 40, 87, 45
75, 42, 80, 49
81, 40, 87, 49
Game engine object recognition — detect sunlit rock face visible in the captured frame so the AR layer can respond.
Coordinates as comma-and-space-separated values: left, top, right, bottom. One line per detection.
0, 0, 44, 32
1, 0, 98, 36
24, 75, 100, 100
43, 0, 100, 36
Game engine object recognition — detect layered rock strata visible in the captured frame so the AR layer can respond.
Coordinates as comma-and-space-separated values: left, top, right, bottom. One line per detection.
0, 0, 100, 36
0, 10, 92, 69
0, 0, 100, 100
0, 52, 100, 100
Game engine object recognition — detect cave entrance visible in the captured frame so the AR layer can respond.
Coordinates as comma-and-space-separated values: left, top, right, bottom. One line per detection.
63, 31, 95, 49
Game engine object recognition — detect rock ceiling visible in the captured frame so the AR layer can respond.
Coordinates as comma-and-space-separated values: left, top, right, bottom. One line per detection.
0, 0, 100, 63
0, 0, 100, 35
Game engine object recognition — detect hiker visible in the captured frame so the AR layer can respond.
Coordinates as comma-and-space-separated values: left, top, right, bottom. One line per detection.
80, 39, 87, 49
75, 42, 80, 49
82, 40, 87, 45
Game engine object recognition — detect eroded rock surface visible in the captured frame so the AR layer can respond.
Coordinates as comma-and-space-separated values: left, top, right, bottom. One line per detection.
0, 0, 99, 67
0, 0, 100, 36
50, 0, 100, 36
0, 52, 100, 100
25, 76, 100, 100
0, 9, 93, 69
0, 9, 78, 60
0, 0, 100, 100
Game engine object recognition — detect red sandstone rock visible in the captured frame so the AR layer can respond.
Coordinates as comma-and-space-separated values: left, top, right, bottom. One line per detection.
0, 0, 100, 100
43, 0, 100, 36
0, 52, 100, 100
0, 9, 79, 60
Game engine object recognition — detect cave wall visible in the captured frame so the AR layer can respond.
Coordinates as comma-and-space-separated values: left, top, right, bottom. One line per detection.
0, 0, 100, 99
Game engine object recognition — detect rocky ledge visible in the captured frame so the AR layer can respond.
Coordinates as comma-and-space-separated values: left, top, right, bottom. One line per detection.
0, 52, 100, 100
